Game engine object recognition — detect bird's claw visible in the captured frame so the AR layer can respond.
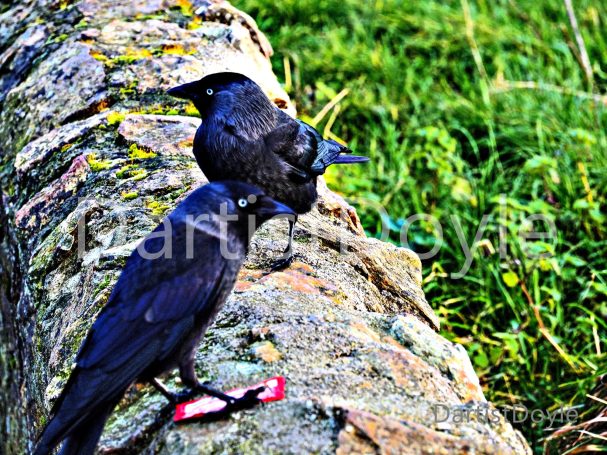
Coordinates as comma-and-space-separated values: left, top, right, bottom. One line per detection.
223, 386, 265, 411
265, 254, 295, 274
169, 388, 199, 404
177, 386, 265, 423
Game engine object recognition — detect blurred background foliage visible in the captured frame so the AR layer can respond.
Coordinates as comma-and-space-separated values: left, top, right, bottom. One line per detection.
234, 0, 606, 451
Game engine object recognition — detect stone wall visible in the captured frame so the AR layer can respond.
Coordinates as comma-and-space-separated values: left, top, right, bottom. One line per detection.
0, 1, 530, 453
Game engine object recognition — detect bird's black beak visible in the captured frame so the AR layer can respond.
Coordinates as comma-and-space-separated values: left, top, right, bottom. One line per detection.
258, 196, 296, 220
167, 81, 197, 100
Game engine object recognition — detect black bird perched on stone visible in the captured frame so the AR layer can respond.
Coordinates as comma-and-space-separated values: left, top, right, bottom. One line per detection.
34, 181, 294, 455
168, 72, 369, 270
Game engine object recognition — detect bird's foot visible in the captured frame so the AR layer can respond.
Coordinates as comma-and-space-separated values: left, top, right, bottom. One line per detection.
183, 384, 265, 421
151, 378, 198, 404
170, 388, 199, 404
215, 387, 265, 414
265, 254, 295, 274
152, 378, 264, 409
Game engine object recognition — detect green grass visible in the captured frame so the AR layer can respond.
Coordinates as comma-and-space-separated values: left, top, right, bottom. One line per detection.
234, 0, 607, 451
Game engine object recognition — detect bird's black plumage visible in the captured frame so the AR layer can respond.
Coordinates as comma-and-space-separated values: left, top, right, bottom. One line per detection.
168, 72, 369, 269
34, 181, 295, 455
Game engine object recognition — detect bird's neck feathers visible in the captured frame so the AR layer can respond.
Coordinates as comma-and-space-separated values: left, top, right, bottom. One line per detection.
207, 84, 276, 139
230, 85, 277, 137
182, 211, 249, 255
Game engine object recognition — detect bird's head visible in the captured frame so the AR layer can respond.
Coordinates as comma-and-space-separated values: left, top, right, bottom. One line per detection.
167, 72, 267, 119
193, 181, 295, 235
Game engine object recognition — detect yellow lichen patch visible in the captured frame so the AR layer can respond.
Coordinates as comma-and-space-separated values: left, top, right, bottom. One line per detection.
86, 153, 112, 171
161, 43, 195, 56
90, 50, 111, 65
114, 48, 153, 65
131, 104, 181, 116
145, 200, 171, 216
75, 18, 89, 29
107, 111, 126, 126
187, 15, 203, 30
121, 191, 138, 201
132, 171, 148, 181
53, 34, 70, 43
60, 143, 73, 153
251, 341, 282, 363
116, 164, 135, 178
119, 80, 139, 96
128, 143, 157, 160
174, 0, 193, 15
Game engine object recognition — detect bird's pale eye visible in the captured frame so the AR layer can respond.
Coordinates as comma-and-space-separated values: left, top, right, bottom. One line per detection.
237, 198, 248, 208
206, 88, 214, 96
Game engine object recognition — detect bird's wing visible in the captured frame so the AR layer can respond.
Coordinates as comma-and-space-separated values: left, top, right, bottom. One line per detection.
266, 112, 352, 178
77, 231, 229, 371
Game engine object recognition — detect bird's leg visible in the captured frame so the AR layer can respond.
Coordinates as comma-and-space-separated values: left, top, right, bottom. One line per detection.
268, 216, 297, 273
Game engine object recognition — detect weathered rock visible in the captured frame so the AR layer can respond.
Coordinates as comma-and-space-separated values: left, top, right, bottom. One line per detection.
0, 41, 107, 157
337, 409, 515, 454
88, 14, 292, 114
14, 112, 109, 177
78, 0, 178, 19
0, 1, 47, 52
195, 0, 274, 59
0, 24, 49, 104
118, 114, 200, 158
15, 154, 90, 231
0, 1, 531, 454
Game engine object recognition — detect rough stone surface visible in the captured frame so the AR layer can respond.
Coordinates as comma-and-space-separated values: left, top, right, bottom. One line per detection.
0, 1, 531, 454
0, 41, 107, 157
0, 24, 50, 104
118, 114, 200, 158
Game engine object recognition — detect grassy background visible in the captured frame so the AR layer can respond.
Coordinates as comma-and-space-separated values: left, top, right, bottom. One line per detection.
233, 0, 607, 451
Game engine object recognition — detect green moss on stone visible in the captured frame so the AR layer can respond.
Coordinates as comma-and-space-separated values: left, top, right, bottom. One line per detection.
93, 274, 112, 297
87, 153, 112, 171
121, 191, 138, 201
128, 144, 157, 160
145, 200, 171, 216
107, 112, 126, 126
116, 162, 149, 180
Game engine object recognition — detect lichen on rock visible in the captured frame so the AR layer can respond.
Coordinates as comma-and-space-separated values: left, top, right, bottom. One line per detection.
0, 1, 531, 454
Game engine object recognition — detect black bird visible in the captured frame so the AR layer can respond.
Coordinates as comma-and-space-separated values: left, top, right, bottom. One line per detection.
168, 72, 369, 270
34, 181, 295, 455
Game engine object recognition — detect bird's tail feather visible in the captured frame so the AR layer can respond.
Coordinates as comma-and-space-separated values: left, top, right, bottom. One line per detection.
56, 402, 115, 455
33, 371, 125, 455
325, 139, 369, 164
333, 154, 370, 164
